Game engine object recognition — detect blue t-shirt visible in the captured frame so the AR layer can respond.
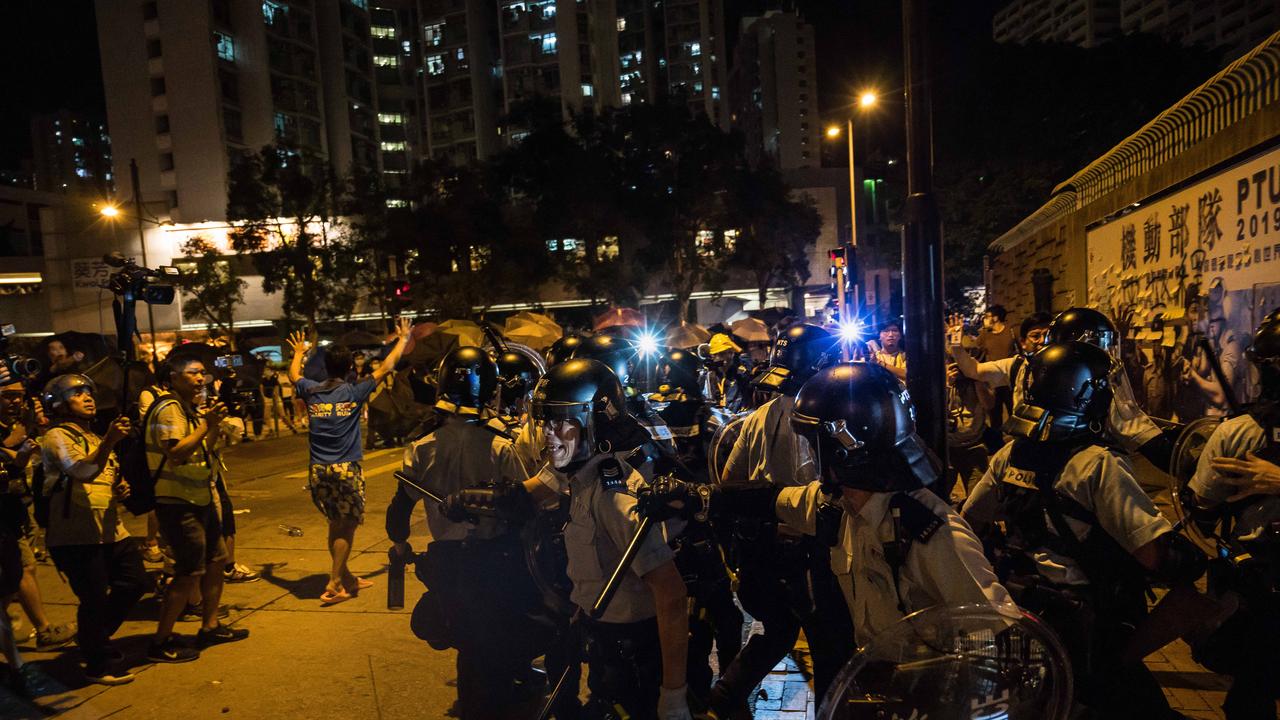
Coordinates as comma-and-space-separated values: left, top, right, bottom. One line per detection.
296, 377, 378, 465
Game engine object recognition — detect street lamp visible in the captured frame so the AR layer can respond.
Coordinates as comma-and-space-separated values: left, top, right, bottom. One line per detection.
825, 89, 878, 357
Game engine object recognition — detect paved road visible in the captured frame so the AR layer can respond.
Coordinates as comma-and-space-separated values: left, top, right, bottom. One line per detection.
2, 432, 459, 720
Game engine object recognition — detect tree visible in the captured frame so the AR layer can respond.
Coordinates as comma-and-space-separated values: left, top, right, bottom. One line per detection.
727, 166, 823, 306
226, 144, 360, 333
175, 235, 246, 347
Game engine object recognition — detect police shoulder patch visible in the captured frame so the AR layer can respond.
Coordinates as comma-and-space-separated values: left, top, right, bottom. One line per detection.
890, 493, 944, 544
1000, 466, 1038, 490
598, 457, 627, 492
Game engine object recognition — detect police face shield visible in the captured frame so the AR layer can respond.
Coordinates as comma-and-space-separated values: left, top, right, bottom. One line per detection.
819, 604, 1073, 720
531, 398, 593, 468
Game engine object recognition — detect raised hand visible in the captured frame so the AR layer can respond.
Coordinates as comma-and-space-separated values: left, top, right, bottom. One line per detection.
287, 330, 310, 357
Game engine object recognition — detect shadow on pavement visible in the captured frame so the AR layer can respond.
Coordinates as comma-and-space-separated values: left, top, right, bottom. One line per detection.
259, 562, 330, 600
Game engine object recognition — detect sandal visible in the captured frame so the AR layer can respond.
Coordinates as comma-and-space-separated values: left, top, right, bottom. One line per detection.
344, 577, 375, 595
319, 588, 352, 606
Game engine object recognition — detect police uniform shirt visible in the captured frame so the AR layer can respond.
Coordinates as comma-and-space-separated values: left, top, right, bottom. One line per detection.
963, 443, 1172, 586
719, 395, 816, 490
775, 482, 1012, 644
510, 414, 545, 477
402, 415, 530, 543
974, 356, 1161, 452
1189, 414, 1267, 503
41, 425, 130, 547
559, 454, 675, 624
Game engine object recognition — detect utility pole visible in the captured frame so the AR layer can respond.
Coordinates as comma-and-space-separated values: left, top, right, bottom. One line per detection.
130, 158, 158, 363
900, 0, 948, 466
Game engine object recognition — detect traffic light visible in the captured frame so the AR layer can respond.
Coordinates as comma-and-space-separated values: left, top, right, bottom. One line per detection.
385, 277, 411, 311
829, 245, 857, 293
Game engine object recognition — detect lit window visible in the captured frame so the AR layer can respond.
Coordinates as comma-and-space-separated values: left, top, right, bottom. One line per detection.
351, 0, 367, 9
723, 229, 738, 254
456, 47, 465, 61
424, 23, 444, 46
215, 32, 236, 62
426, 54, 445, 75
402, 40, 412, 55
274, 112, 287, 136
375, 54, 400, 67
386, 199, 408, 208
693, 81, 703, 92
76, 167, 90, 178
546, 239, 558, 252
597, 236, 619, 261
381, 141, 407, 151
378, 112, 405, 124
262, 0, 286, 23
696, 229, 716, 257
372, 25, 396, 38
542, 3, 556, 19
469, 246, 489, 272
621, 92, 632, 105
711, 86, 720, 100
689, 41, 701, 57
581, 83, 593, 97
535, 32, 557, 54
617, 17, 626, 31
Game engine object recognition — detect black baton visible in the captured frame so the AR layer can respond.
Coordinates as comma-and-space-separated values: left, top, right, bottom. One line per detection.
393, 470, 447, 506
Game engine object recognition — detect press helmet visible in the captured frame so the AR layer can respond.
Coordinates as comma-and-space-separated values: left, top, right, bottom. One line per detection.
435, 346, 497, 414
41, 373, 96, 413
530, 358, 627, 452
754, 323, 839, 394
1046, 307, 1119, 354
496, 350, 543, 411
790, 363, 937, 492
1005, 342, 1114, 442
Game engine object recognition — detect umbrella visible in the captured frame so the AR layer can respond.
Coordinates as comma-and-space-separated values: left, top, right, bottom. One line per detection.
437, 319, 485, 348
397, 321, 439, 357
593, 307, 645, 332
665, 322, 711, 349
504, 317, 563, 350
511, 311, 562, 334
337, 329, 385, 348
404, 331, 457, 368
729, 318, 771, 344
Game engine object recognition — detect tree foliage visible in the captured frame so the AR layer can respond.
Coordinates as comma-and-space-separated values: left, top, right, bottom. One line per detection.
176, 235, 246, 347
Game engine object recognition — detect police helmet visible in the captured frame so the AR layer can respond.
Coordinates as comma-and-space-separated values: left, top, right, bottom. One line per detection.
790, 363, 937, 492
568, 334, 636, 387
530, 359, 626, 446
42, 373, 96, 412
1246, 308, 1280, 399
656, 348, 703, 397
545, 334, 585, 368
434, 346, 497, 414
1046, 307, 1118, 353
1005, 342, 1113, 442
496, 350, 542, 410
754, 324, 839, 394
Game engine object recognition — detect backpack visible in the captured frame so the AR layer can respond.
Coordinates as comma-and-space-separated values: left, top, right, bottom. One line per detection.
31, 423, 89, 529
115, 393, 177, 516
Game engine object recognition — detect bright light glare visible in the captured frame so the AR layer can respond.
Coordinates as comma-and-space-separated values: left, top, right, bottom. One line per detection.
99, 204, 120, 218
825, 125, 841, 139
636, 331, 659, 357
858, 91, 878, 109
838, 321, 862, 343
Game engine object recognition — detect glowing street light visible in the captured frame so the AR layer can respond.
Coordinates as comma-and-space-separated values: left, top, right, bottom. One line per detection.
825, 125, 842, 139
99, 204, 121, 218
858, 91, 879, 109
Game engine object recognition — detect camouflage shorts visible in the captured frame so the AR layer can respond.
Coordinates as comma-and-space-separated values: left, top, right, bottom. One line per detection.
308, 462, 366, 524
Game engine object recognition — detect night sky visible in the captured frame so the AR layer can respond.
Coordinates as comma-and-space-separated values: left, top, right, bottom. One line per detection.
0, 0, 1001, 169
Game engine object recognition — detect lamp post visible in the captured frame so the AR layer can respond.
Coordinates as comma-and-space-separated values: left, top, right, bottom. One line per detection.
825, 90, 877, 356
98, 159, 168, 362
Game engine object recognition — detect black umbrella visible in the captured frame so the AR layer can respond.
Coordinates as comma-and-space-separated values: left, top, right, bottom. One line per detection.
337, 329, 385, 348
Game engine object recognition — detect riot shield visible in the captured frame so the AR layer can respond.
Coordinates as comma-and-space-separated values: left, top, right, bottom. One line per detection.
1168, 416, 1223, 553
819, 604, 1073, 720
706, 410, 749, 483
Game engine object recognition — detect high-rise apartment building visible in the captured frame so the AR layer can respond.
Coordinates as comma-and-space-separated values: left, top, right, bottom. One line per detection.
370, 1, 424, 198
994, 0, 1280, 56
96, 0, 381, 222
661, 0, 729, 129
418, 0, 502, 163
29, 111, 115, 196
730, 11, 820, 170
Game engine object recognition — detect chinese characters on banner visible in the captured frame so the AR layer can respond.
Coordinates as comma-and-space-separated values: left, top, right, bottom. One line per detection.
70, 257, 119, 292
1087, 144, 1280, 420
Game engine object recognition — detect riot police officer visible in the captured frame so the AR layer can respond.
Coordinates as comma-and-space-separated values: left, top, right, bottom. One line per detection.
713, 323, 853, 718
640, 363, 1014, 707
496, 350, 544, 472
962, 342, 1205, 719
453, 359, 693, 720
1188, 309, 1280, 718
385, 347, 544, 720
649, 349, 743, 705
951, 307, 1172, 467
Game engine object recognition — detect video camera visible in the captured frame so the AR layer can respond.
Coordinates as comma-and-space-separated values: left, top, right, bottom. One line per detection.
103, 252, 180, 305
0, 323, 41, 382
